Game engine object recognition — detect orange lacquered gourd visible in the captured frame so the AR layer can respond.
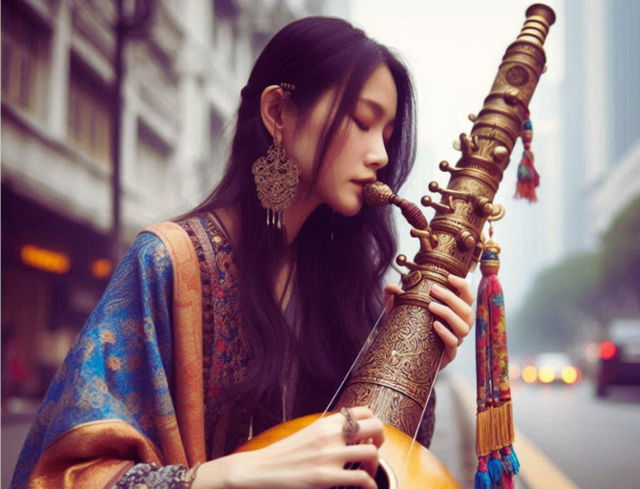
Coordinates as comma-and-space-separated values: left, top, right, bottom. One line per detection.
234, 413, 461, 489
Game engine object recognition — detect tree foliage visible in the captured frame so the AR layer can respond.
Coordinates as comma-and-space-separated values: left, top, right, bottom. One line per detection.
513, 252, 602, 352
512, 194, 640, 352
599, 194, 640, 307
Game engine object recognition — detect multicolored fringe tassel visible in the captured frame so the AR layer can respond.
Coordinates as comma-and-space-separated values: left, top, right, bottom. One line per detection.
514, 112, 540, 202
475, 228, 520, 489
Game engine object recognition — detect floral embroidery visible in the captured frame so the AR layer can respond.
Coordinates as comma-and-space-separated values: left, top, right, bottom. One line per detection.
179, 214, 252, 458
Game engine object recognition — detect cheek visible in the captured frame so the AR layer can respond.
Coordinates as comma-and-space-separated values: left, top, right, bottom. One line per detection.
285, 135, 315, 186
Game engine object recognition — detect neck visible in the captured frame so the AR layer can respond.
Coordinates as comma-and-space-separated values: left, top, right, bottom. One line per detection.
282, 193, 320, 245
214, 194, 321, 248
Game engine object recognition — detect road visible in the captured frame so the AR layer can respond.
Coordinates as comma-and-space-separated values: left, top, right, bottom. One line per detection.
512, 379, 640, 489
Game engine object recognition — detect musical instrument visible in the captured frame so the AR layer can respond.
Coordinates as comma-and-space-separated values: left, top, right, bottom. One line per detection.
237, 4, 556, 487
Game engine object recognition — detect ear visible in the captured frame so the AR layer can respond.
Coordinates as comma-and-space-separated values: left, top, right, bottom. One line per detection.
260, 85, 287, 144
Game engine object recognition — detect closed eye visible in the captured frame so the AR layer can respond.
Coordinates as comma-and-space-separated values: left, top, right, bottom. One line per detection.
352, 116, 370, 132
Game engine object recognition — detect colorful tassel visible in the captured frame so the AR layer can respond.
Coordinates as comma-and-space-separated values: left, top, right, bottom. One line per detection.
475, 456, 492, 489
502, 472, 515, 489
514, 113, 540, 202
488, 451, 503, 483
503, 445, 520, 474
475, 227, 520, 488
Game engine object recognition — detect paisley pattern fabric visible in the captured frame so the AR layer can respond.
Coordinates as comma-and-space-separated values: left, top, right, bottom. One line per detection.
12, 233, 176, 489
11, 215, 256, 489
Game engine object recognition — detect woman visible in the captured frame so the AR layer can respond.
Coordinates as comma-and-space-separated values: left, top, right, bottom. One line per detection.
12, 17, 473, 489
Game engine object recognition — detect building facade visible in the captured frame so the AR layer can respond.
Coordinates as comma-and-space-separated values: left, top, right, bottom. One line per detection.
1, 0, 324, 400
563, 0, 640, 245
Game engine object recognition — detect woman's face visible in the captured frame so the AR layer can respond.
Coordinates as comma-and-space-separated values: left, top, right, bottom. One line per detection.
284, 63, 397, 216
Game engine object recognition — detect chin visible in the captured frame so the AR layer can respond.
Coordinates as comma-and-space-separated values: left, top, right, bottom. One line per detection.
333, 200, 363, 217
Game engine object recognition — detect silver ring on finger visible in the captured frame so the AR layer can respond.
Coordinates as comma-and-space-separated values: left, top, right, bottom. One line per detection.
340, 407, 360, 444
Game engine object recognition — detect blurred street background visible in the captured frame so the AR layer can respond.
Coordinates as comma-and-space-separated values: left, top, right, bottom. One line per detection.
2, 1, 639, 488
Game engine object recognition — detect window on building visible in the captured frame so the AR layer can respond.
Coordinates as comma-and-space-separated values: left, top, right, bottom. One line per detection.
135, 120, 171, 197
213, 0, 240, 71
1, 3, 49, 118
67, 58, 113, 166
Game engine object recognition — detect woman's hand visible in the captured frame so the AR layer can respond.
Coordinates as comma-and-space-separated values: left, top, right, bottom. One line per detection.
384, 273, 474, 370
192, 406, 384, 489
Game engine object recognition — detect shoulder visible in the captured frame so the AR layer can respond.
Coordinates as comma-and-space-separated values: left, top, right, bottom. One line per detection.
118, 230, 173, 281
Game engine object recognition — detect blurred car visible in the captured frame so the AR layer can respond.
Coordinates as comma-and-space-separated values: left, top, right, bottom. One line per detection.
521, 352, 581, 385
595, 319, 640, 397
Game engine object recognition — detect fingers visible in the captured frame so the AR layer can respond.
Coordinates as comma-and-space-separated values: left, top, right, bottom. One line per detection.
352, 417, 385, 448
433, 320, 459, 369
336, 407, 385, 447
343, 442, 379, 478
428, 298, 471, 341
447, 274, 475, 306
339, 469, 378, 489
349, 406, 378, 420
430, 282, 474, 326
428, 275, 474, 371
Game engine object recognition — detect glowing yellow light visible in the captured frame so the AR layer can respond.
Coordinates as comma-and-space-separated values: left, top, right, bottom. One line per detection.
91, 258, 113, 279
538, 366, 555, 384
20, 245, 70, 274
522, 366, 537, 383
561, 366, 578, 384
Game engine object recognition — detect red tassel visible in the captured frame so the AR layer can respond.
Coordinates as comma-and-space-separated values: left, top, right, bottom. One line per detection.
514, 114, 540, 202
502, 472, 515, 489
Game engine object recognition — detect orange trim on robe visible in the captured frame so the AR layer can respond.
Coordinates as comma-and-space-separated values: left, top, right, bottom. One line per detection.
23, 223, 206, 489
28, 420, 162, 489
146, 222, 207, 466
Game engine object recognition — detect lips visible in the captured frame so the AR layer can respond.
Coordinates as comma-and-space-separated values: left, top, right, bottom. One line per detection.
352, 178, 377, 185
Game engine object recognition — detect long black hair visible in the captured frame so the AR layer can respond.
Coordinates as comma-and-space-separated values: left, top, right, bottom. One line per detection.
189, 16, 416, 430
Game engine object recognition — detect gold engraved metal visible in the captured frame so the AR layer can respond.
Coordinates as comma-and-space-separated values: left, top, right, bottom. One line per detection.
251, 143, 300, 212
505, 65, 530, 86
335, 4, 555, 437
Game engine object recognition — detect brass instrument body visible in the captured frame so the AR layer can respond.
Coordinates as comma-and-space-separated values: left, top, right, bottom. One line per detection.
335, 4, 556, 437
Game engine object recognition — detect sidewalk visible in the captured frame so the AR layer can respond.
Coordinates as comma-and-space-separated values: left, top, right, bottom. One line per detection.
444, 372, 579, 489
430, 372, 476, 487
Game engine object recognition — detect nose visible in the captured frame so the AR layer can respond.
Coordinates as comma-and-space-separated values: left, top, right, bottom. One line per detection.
365, 135, 389, 170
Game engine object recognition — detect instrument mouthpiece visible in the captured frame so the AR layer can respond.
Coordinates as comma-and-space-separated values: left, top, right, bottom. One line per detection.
363, 181, 429, 230
363, 181, 394, 206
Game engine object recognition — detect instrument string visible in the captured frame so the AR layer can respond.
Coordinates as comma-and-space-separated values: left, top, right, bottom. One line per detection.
322, 293, 395, 416
331, 272, 476, 484
326, 293, 395, 489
